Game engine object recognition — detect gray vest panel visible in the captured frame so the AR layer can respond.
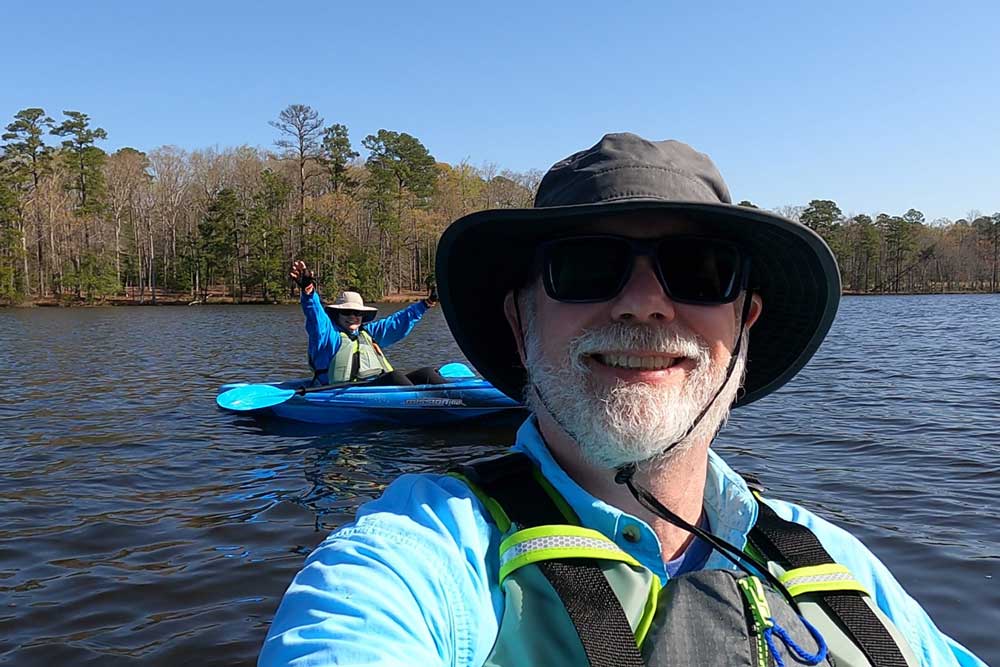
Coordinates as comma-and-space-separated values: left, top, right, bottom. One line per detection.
644, 569, 832, 667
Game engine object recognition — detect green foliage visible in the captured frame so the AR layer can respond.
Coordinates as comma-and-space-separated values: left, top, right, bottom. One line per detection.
2, 108, 55, 187
363, 130, 436, 201
0, 154, 26, 212
973, 213, 1000, 291
837, 214, 880, 292
340, 244, 384, 298
68, 252, 118, 301
870, 212, 920, 292
361, 130, 438, 294
321, 123, 359, 192
51, 111, 108, 217
0, 169, 18, 221
173, 239, 198, 292
800, 200, 846, 265
800, 199, 843, 236
244, 170, 293, 301
301, 212, 337, 271
199, 188, 240, 289
196, 188, 244, 298
902, 208, 925, 226
8, 102, 1000, 304
883, 215, 915, 255
363, 130, 437, 234
973, 214, 1000, 239
0, 171, 24, 303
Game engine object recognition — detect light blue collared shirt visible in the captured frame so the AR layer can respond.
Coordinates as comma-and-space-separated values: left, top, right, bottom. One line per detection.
259, 417, 986, 667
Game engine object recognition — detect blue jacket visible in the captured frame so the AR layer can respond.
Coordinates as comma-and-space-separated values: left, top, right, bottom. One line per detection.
259, 417, 986, 667
300, 291, 429, 383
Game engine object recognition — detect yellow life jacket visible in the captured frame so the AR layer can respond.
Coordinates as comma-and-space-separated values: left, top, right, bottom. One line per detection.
325, 329, 393, 382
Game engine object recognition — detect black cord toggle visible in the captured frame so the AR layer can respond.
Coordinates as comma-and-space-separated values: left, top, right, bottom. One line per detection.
614, 463, 637, 485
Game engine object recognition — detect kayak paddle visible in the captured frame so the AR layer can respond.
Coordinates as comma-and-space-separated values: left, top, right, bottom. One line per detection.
216, 380, 357, 411
438, 362, 476, 378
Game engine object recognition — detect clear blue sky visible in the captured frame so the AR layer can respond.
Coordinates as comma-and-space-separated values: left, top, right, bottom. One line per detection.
4, 0, 998, 222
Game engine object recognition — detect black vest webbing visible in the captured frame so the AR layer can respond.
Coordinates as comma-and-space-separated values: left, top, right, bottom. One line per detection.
458, 452, 908, 667
456, 455, 645, 667
749, 499, 909, 667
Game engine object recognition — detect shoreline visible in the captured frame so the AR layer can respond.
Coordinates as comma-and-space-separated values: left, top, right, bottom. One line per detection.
2, 289, 997, 308
2, 290, 430, 308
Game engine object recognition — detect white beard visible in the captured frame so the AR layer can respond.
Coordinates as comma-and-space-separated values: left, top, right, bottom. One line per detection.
523, 301, 747, 469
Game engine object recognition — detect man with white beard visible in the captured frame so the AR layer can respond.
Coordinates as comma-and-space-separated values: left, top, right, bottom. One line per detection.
259, 134, 985, 667
518, 277, 733, 468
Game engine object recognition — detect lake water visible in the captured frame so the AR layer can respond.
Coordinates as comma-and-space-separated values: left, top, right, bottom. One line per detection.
1, 295, 998, 666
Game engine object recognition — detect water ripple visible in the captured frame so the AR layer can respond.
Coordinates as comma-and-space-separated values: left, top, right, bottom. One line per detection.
1, 297, 998, 665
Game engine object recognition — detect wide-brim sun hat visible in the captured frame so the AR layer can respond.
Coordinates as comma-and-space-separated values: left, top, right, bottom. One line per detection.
436, 132, 841, 407
324, 290, 378, 323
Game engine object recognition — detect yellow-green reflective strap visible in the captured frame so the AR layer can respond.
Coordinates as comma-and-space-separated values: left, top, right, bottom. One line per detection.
499, 525, 640, 582
779, 563, 869, 598
634, 576, 660, 647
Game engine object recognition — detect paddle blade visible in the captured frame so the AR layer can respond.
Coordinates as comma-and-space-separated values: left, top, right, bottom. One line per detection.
438, 362, 476, 379
217, 384, 296, 411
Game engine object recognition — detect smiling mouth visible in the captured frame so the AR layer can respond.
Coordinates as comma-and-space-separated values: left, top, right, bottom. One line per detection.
588, 353, 684, 370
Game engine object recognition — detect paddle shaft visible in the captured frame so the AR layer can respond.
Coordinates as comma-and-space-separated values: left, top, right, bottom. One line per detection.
298, 363, 474, 394
295, 380, 365, 395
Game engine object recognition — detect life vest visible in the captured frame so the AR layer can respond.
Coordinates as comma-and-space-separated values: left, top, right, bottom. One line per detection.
320, 330, 394, 382
451, 453, 919, 667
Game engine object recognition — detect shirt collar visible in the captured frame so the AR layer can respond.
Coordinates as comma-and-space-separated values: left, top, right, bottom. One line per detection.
511, 415, 759, 576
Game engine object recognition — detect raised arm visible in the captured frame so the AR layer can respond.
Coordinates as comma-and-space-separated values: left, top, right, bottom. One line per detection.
366, 286, 437, 347
290, 261, 340, 376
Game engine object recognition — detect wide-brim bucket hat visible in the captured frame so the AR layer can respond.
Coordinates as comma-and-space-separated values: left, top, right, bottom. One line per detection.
436, 133, 841, 406
324, 290, 378, 323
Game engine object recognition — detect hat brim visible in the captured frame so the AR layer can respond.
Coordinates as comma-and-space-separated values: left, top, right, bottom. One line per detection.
436, 200, 840, 407
324, 304, 378, 324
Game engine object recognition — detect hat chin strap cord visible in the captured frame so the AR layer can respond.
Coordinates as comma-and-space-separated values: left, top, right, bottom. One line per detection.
611, 290, 798, 601
515, 291, 792, 598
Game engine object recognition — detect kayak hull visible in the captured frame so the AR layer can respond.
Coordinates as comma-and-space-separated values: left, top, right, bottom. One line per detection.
217, 378, 525, 426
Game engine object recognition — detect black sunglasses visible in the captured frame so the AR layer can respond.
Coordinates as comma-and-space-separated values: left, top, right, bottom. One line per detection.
338, 310, 366, 318
539, 235, 749, 305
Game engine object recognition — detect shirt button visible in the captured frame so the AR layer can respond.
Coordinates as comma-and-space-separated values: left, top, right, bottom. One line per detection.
622, 525, 641, 543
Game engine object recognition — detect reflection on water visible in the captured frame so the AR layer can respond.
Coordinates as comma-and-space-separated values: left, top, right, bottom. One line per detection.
1, 296, 998, 665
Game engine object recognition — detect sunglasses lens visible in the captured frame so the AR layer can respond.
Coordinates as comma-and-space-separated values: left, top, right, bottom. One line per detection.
542, 236, 743, 304
342, 310, 363, 318
545, 238, 631, 302
657, 238, 741, 303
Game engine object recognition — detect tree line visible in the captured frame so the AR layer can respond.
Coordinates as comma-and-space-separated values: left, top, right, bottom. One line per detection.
1, 105, 998, 306
0, 104, 540, 305
744, 199, 1000, 295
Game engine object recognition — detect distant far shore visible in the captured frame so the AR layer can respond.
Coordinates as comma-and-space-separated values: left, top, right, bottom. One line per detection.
2, 289, 430, 308
3, 288, 997, 308
839, 290, 998, 297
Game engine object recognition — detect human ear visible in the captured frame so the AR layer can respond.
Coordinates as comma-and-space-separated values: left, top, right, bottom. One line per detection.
745, 293, 763, 329
503, 291, 529, 367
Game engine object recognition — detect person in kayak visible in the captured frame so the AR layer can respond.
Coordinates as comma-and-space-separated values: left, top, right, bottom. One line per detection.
260, 136, 986, 666
288, 260, 448, 386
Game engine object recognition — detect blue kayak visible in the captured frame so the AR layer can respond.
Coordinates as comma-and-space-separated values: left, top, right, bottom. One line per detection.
216, 374, 525, 426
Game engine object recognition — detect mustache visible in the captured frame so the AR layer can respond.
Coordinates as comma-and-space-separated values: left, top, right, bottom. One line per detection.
566, 321, 709, 367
